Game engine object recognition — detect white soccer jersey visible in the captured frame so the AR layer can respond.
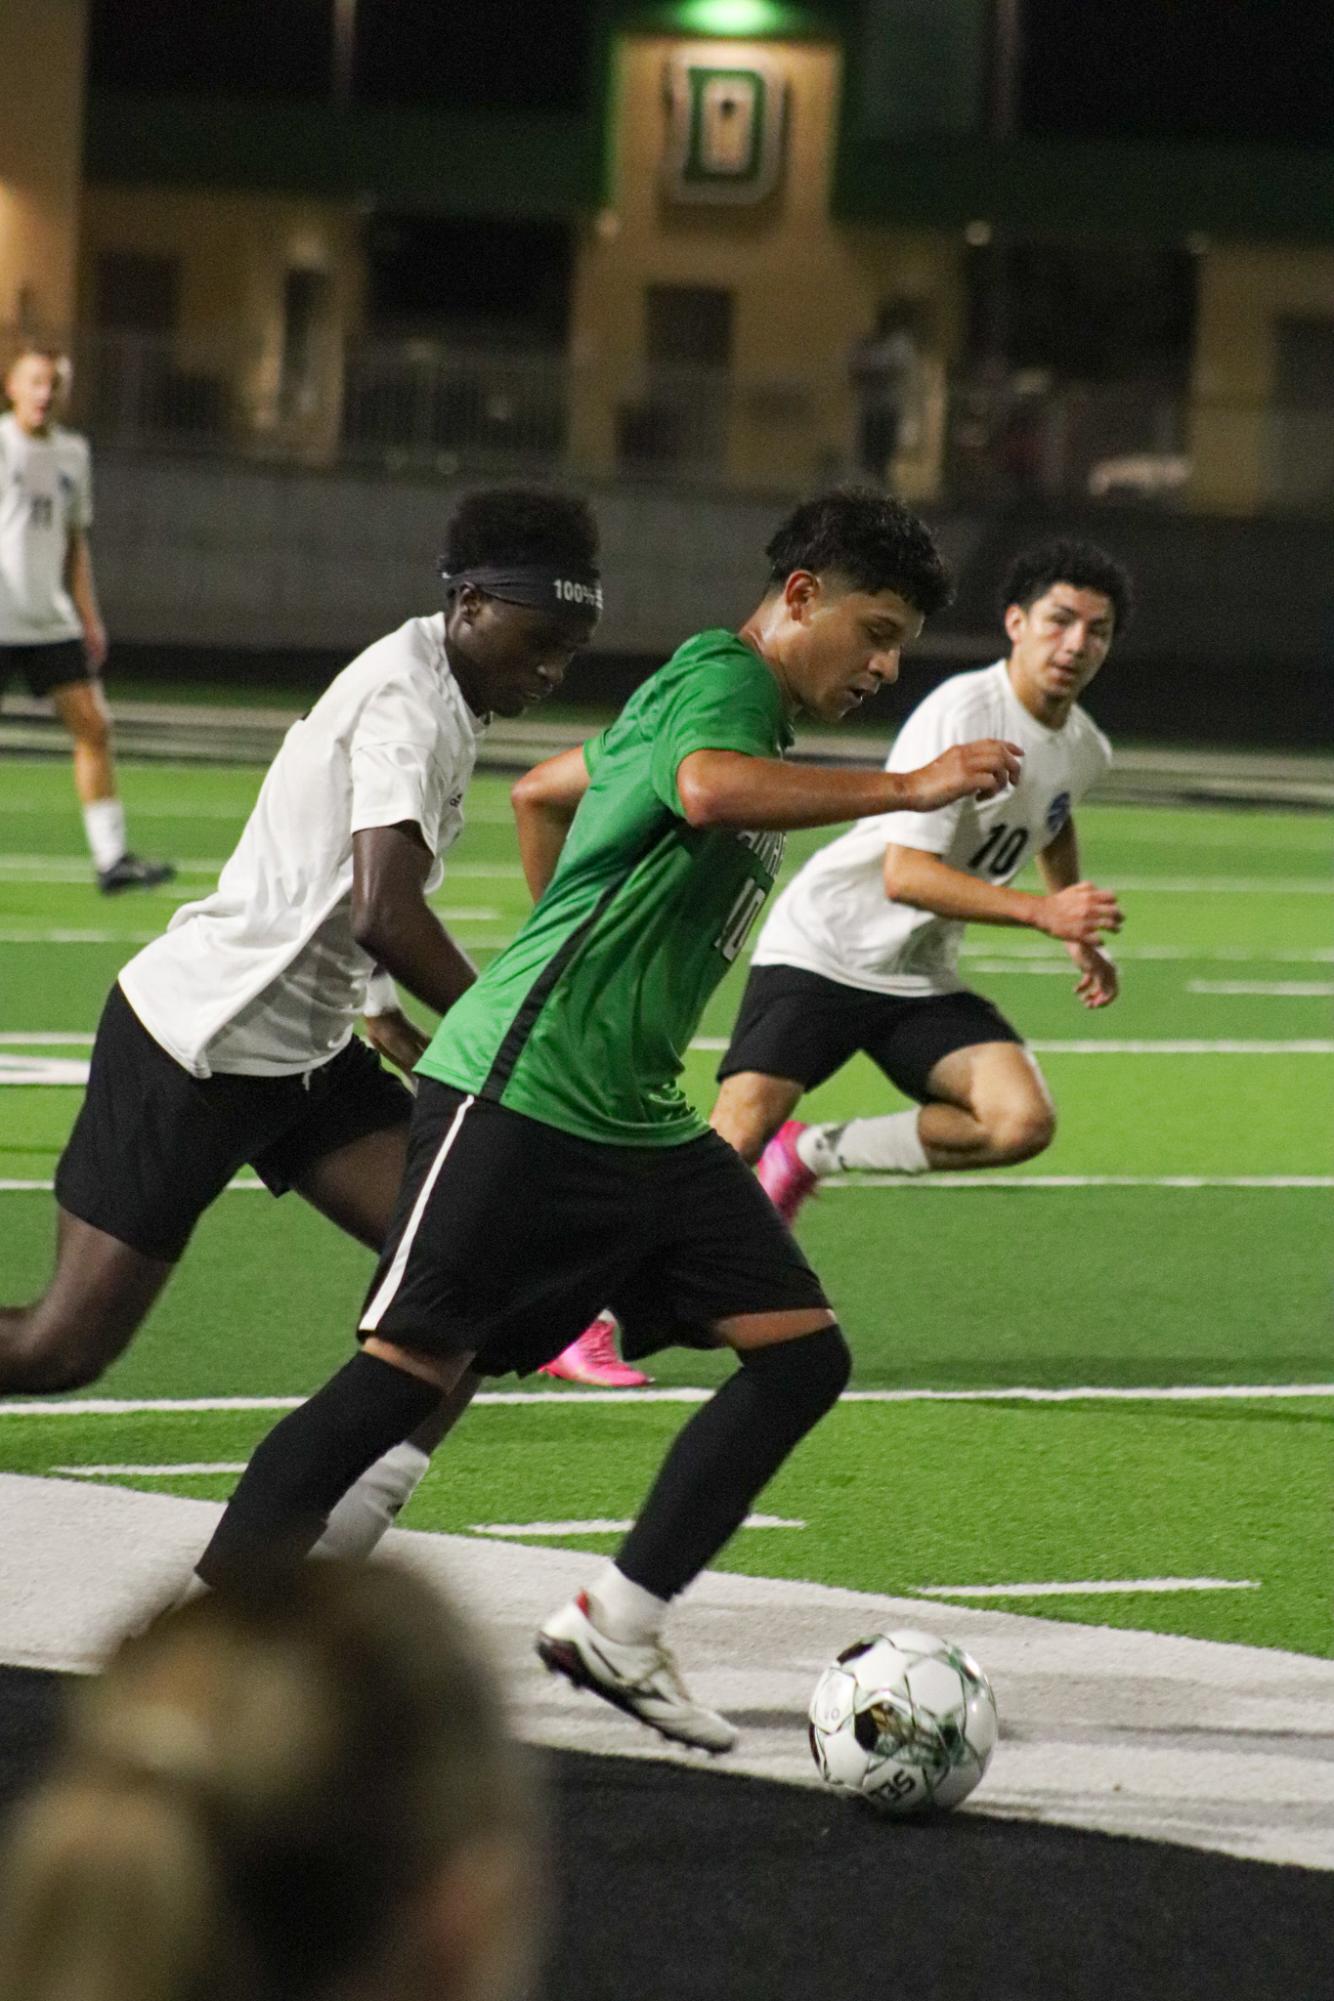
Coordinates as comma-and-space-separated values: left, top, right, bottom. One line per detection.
0, 413, 93, 643
753, 661, 1112, 996
119, 614, 486, 1077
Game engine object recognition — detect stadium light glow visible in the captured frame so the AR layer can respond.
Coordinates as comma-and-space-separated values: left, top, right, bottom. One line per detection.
673, 2, 790, 36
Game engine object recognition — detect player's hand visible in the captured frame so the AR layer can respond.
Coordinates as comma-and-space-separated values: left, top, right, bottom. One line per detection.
1067, 940, 1119, 1008
902, 740, 1023, 812
82, 616, 109, 673
1037, 881, 1123, 945
363, 1006, 430, 1079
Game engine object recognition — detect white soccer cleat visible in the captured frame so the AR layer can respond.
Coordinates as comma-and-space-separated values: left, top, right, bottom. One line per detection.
536, 1591, 737, 1754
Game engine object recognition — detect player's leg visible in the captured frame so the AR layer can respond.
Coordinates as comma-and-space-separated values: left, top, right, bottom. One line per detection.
539, 1136, 848, 1751
47, 667, 174, 892
288, 1117, 474, 1555
192, 1085, 534, 1588
713, 964, 867, 1220
0, 1208, 175, 1393
0, 984, 234, 1391
784, 993, 1051, 1181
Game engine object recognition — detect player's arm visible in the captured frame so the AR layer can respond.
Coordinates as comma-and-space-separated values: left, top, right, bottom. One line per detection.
1036, 815, 1120, 1008
883, 837, 1123, 946
511, 744, 592, 900
350, 821, 477, 1025
65, 527, 108, 670
674, 741, 1023, 833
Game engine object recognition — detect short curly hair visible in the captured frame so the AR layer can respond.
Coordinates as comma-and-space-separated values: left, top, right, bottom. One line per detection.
442, 486, 599, 574
999, 539, 1133, 632
765, 488, 953, 618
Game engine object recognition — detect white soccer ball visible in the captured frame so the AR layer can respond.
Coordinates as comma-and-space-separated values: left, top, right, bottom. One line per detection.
807, 1627, 998, 1816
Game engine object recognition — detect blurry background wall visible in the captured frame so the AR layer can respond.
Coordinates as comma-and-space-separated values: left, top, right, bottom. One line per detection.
0, 0, 88, 334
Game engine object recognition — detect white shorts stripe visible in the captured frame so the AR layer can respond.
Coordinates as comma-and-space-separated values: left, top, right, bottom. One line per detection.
358, 1092, 475, 1334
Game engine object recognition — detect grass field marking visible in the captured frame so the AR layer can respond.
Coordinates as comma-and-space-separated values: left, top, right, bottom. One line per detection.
1106, 876, 1332, 894
0, 1032, 94, 1044
55, 1462, 247, 1477
0, 930, 158, 945
918, 1577, 1262, 1599
0, 1056, 90, 1084
689, 1035, 1334, 1053
470, 1513, 805, 1536
7, 1382, 1332, 1418
822, 1174, 1334, 1189
1189, 980, 1334, 997
961, 943, 1334, 963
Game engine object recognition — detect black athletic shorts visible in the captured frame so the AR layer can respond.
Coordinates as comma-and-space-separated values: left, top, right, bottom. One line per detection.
357, 1080, 830, 1376
718, 963, 1024, 1105
0, 639, 91, 698
56, 982, 413, 1261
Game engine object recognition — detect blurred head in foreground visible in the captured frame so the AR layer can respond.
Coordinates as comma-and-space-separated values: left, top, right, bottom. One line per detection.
0, 1560, 538, 2001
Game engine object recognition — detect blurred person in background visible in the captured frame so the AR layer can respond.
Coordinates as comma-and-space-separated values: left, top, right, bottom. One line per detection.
848, 303, 922, 485
0, 345, 175, 893
0, 1558, 539, 2001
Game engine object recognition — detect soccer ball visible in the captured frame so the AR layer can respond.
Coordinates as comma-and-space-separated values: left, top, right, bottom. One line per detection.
808, 1627, 998, 1816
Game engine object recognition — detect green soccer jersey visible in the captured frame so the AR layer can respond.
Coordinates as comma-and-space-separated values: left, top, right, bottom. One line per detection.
417, 628, 793, 1145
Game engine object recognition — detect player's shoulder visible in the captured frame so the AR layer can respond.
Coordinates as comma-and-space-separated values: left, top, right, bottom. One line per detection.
662, 626, 768, 686
1064, 700, 1114, 769
49, 422, 91, 467
318, 615, 456, 733
904, 661, 1010, 735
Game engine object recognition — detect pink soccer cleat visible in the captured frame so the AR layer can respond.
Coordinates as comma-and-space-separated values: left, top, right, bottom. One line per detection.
756, 1120, 818, 1225
539, 1318, 652, 1388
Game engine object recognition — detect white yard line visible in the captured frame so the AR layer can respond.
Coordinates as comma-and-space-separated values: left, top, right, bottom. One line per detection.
471, 1514, 804, 1537
0, 931, 158, 945
2, 1168, 1314, 1199
4, 1475, 1333, 1871
55, 1462, 247, 1477
689, 1035, 1334, 1053
918, 1578, 1260, 1599
821, 1174, 1334, 1189
1188, 980, 1334, 997
5, 1382, 1331, 1418
962, 943, 1334, 963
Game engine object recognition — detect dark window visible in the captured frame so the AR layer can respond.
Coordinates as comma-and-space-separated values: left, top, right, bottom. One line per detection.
646, 287, 735, 369
965, 243, 1196, 384
352, 0, 595, 111
88, 0, 333, 99
365, 215, 573, 347
93, 253, 180, 335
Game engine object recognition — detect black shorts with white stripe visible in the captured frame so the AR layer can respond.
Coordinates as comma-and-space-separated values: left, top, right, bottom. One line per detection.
357, 1080, 829, 1376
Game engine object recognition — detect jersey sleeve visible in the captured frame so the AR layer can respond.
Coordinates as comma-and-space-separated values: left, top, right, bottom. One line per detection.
348, 685, 449, 854
648, 660, 783, 817
583, 729, 609, 780
874, 692, 968, 854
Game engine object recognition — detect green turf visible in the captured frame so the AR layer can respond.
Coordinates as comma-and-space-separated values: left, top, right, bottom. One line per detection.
2, 761, 1332, 1658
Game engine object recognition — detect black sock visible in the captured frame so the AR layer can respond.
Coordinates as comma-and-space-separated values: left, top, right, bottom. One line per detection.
196, 1351, 441, 1587
615, 1324, 850, 1601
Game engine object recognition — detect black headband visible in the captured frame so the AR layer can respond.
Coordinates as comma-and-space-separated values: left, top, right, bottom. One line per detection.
438, 562, 603, 621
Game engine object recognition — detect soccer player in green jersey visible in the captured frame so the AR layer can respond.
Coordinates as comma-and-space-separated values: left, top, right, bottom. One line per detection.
194, 489, 1022, 1751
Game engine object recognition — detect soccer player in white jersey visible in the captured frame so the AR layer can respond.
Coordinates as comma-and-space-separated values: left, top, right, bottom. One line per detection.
712, 540, 1128, 1214
0, 346, 173, 892
0, 487, 609, 1551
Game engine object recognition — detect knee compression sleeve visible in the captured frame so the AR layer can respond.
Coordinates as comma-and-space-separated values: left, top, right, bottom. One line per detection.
616, 1323, 851, 1600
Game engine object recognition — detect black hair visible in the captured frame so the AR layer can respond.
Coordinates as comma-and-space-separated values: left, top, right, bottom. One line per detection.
764, 487, 953, 618
442, 486, 598, 577
999, 539, 1133, 632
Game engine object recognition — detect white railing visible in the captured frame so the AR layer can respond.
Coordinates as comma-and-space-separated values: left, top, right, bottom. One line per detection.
4, 326, 1331, 513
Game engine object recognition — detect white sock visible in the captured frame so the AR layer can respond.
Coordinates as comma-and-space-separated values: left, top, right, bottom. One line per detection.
587, 1562, 668, 1645
797, 1109, 930, 1177
313, 1442, 430, 1560
83, 797, 127, 872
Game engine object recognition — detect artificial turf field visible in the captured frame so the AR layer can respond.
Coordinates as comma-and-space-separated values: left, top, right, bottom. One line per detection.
2, 754, 1333, 1997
